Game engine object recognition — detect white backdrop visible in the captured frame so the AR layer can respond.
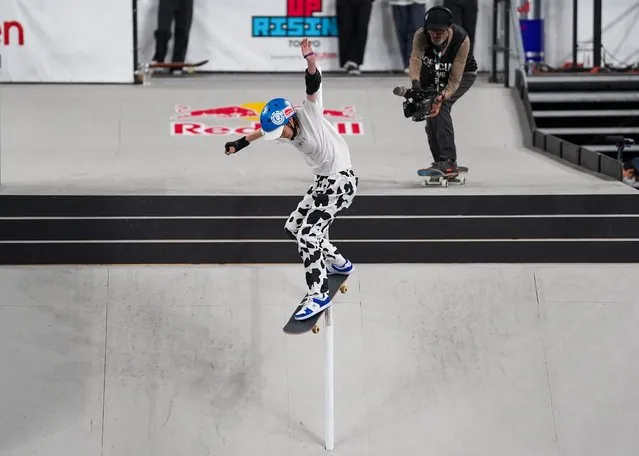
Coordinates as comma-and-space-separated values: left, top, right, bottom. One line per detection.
135, 0, 502, 73
135, 0, 407, 72
0, 0, 134, 83
541, 0, 639, 68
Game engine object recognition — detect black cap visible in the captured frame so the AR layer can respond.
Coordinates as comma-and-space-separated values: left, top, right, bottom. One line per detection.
424, 7, 453, 31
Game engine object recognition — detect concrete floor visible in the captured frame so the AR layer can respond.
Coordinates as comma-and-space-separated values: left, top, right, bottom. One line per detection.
1, 263, 638, 456
0, 74, 634, 195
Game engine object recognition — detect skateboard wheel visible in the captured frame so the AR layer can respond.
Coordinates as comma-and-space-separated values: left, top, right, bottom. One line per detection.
339, 284, 348, 293
420, 180, 426, 187
312, 325, 320, 334
459, 176, 466, 185
441, 180, 449, 188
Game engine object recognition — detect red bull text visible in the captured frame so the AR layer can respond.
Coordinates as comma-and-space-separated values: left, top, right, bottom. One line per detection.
171, 104, 364, 136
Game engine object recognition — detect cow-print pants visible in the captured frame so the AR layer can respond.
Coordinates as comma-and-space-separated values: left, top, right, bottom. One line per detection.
284, 169, 358, 296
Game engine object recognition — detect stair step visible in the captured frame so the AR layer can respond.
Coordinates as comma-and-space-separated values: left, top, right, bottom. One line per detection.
583, 144, 639, 153
533, 110, 639, 117
539, 127, 639, 135
529, 92, 639, 102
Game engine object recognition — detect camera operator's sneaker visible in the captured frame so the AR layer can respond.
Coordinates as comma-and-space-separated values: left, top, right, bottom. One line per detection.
430, 159, 458, 175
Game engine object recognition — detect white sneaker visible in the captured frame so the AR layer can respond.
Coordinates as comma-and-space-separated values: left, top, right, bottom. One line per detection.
294, 293, 332, 320
327, 259, 354, 275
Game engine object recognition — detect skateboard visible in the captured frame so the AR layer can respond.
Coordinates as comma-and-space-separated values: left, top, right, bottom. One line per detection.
283, 274, 349, 335
417, 166, 468, 187
148, 59, 209, 70
135, 60, 209, 84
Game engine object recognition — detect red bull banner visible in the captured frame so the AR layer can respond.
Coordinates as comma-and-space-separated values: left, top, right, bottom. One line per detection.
0, 0, 133, 83
170, 102, 364, 136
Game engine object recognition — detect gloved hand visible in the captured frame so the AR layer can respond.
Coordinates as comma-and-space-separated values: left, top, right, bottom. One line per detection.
224, 136, 249, 155
428, 94, 444, 117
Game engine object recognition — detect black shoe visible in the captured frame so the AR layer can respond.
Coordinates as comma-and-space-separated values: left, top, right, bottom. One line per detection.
431, 159, 458, 175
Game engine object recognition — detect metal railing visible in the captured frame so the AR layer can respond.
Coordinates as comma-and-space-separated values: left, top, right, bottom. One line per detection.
490, 0, 526, 87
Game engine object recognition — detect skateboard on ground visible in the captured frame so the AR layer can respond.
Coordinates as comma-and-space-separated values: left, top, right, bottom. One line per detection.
135, 59, 209, 84
417, 166, 468, 187
148, 59, 209, 70
283, 274, 349, 335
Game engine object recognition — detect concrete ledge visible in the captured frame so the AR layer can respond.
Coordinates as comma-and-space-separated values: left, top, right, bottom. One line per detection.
545, 134, 564, 158
601, 154, 622, 180
562, 141, 581, 165
581, 147, 602, 172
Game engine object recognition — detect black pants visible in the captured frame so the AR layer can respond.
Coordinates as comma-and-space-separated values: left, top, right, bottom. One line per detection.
391, 3, 425, 68
444, 0, 478, 55
425, 72, 476, 163
336, 0, 373, 66
152, 0, 193, 63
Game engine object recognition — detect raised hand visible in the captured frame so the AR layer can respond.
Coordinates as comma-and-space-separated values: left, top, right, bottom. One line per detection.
300, 38, 314, 60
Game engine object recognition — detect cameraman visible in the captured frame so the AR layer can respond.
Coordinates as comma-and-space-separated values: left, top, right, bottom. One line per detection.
408, 6, 477, 174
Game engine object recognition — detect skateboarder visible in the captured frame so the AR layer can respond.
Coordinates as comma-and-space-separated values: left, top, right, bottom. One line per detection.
407, 5, 478, 175
223, 38, 358, 321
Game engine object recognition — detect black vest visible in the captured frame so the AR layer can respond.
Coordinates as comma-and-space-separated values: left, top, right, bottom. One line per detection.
419, 24, 478, 89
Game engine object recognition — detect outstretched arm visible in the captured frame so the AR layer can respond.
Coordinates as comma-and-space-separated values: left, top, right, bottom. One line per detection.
224, 129, 263, 155
300, 38, 322, 104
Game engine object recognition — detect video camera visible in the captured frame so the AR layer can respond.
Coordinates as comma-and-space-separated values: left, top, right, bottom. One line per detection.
392, 85, 440, 122
393, 53, 444, 122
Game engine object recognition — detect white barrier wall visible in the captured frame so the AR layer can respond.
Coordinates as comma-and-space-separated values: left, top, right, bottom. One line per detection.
0, 0, 636, 83
0, 0, 134, 83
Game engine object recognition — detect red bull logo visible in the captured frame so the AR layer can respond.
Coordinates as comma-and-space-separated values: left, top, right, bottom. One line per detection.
171, 102, 364, 136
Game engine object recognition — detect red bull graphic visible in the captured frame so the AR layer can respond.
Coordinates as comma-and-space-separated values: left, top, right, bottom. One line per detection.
0, 21, 25, 46
171, 101, 364, 136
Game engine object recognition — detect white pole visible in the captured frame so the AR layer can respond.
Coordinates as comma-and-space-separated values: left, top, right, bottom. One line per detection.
324, 228, 335, 451
325, 308, 334, 451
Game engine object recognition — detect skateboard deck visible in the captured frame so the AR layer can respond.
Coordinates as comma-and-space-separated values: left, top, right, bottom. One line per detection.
148, 59, 209, 69
283, 274, 349, 335
417, 166, 468, 187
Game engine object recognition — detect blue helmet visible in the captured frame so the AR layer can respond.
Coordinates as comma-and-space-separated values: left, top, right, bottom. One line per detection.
260, 97, 296, 140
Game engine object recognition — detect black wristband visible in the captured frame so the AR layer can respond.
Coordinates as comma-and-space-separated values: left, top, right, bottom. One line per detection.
305, 68, 321, 94
235, 136, 249, 151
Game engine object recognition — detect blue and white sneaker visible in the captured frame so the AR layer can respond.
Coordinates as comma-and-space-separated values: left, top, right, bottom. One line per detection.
327, 258, 354, 275
294, 293, 332, 320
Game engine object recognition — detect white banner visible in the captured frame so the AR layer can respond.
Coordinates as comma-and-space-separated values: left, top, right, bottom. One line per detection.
135, 0, 499, 74
0, 0, 134, 83
136, 0, 407, 72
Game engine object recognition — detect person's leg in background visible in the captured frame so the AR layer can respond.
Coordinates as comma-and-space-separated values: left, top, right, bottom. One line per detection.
348, 0, 373, 75
171, 0, 193, 65
336, 0, 356, 69
407, 2, 427, 69
461, 0, 478, 55
443, 0, 463, 26
443, 0, 478, 54
391, 3, 410, 71
152, 0, 177, 63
